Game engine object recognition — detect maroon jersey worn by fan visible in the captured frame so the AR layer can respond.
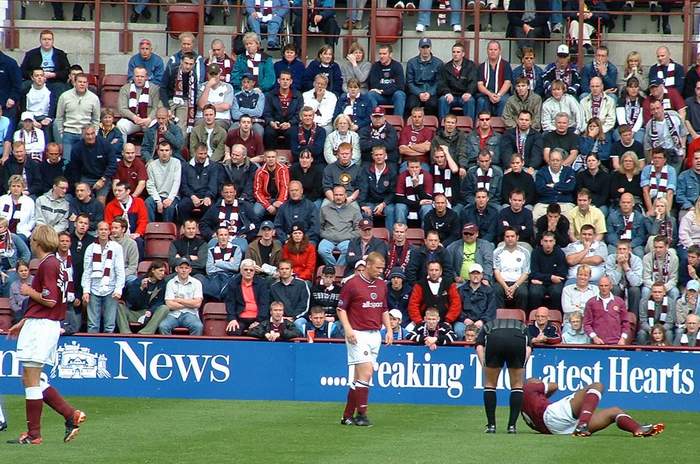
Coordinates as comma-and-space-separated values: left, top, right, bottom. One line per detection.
24, 254, 68, 321
337, 273, 388, 331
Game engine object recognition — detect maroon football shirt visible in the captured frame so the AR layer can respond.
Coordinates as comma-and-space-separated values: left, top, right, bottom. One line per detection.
521, 382, 553, 434
24, 254, 68, 322
337, 273, 388, 331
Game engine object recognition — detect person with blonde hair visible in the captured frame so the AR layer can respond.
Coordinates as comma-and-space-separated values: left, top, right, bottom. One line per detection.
324, 113, 360, 164
618, 51, 647, 94
340, 42, 371, 93
0, 174, 35, 241
231, 32, 275, 92
610, 150, 643, 205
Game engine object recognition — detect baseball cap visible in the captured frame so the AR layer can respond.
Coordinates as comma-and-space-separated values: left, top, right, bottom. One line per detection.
358, 218, 373, 230
389, 267, 406, 280
354, 259, 367, 269
290, 221, 305, 233
462, 223, 478, 235
321, 265, 336, 275
258, 220, 274, 235
556, 44, 569, 56
687, 281, 700, 292
418, 37, 432, 48
175, 257, 191, 267
241, 72, 255, 81
389, 309, 403, 320
371, 106, 385, 116
207, 63, 221, 75
469, 263, 484, 274
20, 112, 34, 121
649, 77, 664, 87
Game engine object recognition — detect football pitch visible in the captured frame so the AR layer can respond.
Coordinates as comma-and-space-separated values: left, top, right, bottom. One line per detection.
0, 396, 694, 464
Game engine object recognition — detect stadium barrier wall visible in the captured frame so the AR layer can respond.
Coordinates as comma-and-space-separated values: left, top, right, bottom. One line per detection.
0, 336, 698, 411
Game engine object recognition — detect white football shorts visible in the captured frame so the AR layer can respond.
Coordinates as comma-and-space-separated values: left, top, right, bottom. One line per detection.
16, 319, 61, 367
543, 393, 578, 435
346, 330, 381, 366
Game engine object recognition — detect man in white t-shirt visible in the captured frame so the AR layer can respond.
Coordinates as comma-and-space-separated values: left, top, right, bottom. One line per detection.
564, 224, 608, 285
159, 257, 204, 335
493, 226, 530, 309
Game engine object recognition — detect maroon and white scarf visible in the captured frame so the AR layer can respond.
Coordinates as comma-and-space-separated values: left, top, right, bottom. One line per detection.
657, 62, 677, 88
18, 129, 42, 162
128, 80, 150, 119
647, 296, 669, 327
218, 199, 240, 234
370, 123, 388, 140
649, 164, 669, 200
385, 241, 411, 278
590, 94, 603, 119
437, 0, 450, 25
515, 128, 527, 156
254, 0, 274, 22
246, 53, 263, 87
432, 164, 453, 203
555, 65, 574, 88
621, 212, 634, 240
482, 57, 506, 92
298, 123, 318, 148
476, 167, 493, 191
212, 242, 234, 262
658, 218, 674, 244
175, 67, 196, 133
625, 98, 641, 125
404, 173, 424, 220
0, 231, 12, 256
652, 253, 671, 283
59, 251, 75, 303
649, 112, 681, 152
119, 195, 134, 232
90, 244, 115, 287
2, 200, 21, 233
521, 67, 535, 91
207, 55, 234, 83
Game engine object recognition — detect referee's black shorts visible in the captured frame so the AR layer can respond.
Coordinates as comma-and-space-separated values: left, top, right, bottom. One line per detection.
483, 328, 528, 369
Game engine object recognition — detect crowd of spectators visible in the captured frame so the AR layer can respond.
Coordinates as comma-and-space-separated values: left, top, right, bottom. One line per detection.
1, 16, 699, 349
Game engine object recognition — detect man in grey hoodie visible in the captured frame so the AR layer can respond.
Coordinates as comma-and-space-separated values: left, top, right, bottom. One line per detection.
35, 176, 70, 232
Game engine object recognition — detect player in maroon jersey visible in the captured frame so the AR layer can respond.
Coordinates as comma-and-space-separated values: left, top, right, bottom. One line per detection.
6, 225, 86, 445
337, 252, 393, 427
521, 379, 664, 437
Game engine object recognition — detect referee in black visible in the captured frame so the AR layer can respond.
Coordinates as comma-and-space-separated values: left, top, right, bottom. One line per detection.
475, 318, 532, 434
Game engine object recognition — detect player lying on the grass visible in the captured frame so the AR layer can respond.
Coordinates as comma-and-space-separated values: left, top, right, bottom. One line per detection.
521, 378, 665, 437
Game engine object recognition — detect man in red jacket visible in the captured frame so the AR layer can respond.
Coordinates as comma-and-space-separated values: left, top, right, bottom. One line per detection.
407, 260, 461, 330
253, 149, 290, 218
104, 181, 148, 243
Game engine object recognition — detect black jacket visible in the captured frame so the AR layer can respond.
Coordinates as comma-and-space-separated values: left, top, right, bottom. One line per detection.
20, 47, 71, 83
422, 209, 461, 247
358, 123, 399, 165
437, 59, 478, 97
405, 245, 455, 285
499, 128, 544, 169
248, 319, 302, 340
358, 163, 397, 206
181, 159, 219, 201
219, 161, 257, 202
199, 199, 256, 240
263, 89, 303, 126
458, 283, 497, 323
290, 162, 324, 202
1, 158, 41, 195
124, 277, 167, 312
506, 0, 551, 37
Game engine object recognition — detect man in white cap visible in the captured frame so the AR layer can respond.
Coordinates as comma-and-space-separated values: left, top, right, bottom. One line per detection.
542, 45, 581, 98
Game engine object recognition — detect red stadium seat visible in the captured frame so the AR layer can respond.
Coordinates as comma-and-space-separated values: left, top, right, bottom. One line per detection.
0, 298, 12, 331
137, 261, 171, 278
423, 115, 439, 132
145, 238, 171, 259
167, 4, 200, 39
203, 302, 228, 336
146, 222, 178, 240
277, 149, 293, 165
371, 227, 390, 243
405, 228, 425, 247
172, 327, 191, 335
456, 116, 473, 133
101, 74, 128, 114
490, 116, 506, 134
374, 9, 403, 44
626, 311, 637, 343
496, 308, 526, 322
385, 115, 404, 132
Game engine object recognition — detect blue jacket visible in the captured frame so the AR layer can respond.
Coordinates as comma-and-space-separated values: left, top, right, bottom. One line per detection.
535, 166, 577, 204
1, 158, 41, 196
200, 199, 256, 240
141, 122, 185, 160
358, 163, 397, 206
270, 277, 311, 319
181, 158, 219, 201
274, 58, 305, 91
529, 246, 568, 282
302, 60, 343, 95
512, 64, 545, 97
358, 122, 399, 164
244, 0, 289, 18
406, 54, 443, 97
290, 124, 326, 160
458, 283, 496, 323
231, 89, 266, 121
274, 197, 321, 244
460, 204, 500, 243
98, 125, 124, 161
0, 52, 23, 107
124, 277, 167, 311
219, 160, 258, 202
388, 284, 412, 322
579, 135, 612, 162
0, 232, 30, 272
128, 52, 165, 85
68, 138, 117, 182
676, 169, 700, 210
581, 61, 619, 94
264, 88, 303, 126
606, 209, 647, 249
346, 237, 389, 274
231, 52, 275, 92
225, 275, 270, 322
333, 93, 372, 129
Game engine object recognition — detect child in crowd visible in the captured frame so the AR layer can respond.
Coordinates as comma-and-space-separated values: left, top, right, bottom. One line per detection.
649, 323, 668, 347
248, 301, 302, 342
303, 305, 343, 339
407, 307, 456, 350
380, 309, 407, 341
464, 324, 479, 343
561, 311, 591, 344
8, 260, 32, 323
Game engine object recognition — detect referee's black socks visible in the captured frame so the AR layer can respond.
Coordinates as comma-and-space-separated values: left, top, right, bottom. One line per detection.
483, 388, 497, 426
508, 388, 524, 428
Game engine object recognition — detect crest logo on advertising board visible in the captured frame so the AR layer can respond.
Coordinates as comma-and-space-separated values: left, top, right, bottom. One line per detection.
50, 341, 111, 380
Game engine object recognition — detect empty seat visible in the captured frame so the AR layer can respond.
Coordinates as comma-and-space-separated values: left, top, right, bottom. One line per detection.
0, 297, 12, 331
385, 115, 404, 132
490, 116, 506, 134
146, 222, 178, 240
101, 74, 128, 114
405, 228, 425, 247
29, 258, 41, 276
137, 261, 170, 278
277, 149, 293, 165
456, 116, 473, 133
167, 4, 200, 39
374, 9, 402, 44
145, 238, 171, 259
423, 115, 439, 132
496, 308, 526, 322
371, 227, 390, 243
203, 302, 228, 337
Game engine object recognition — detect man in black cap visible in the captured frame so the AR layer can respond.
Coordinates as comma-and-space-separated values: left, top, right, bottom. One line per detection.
358, 106, 399, 165
345, 218, 389, 275
387, 266, 412, 322
310, 264, 341, 320
405, 38, 442, 116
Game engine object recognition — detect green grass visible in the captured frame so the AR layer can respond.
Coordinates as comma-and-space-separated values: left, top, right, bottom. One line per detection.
0, 396, 695, 464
